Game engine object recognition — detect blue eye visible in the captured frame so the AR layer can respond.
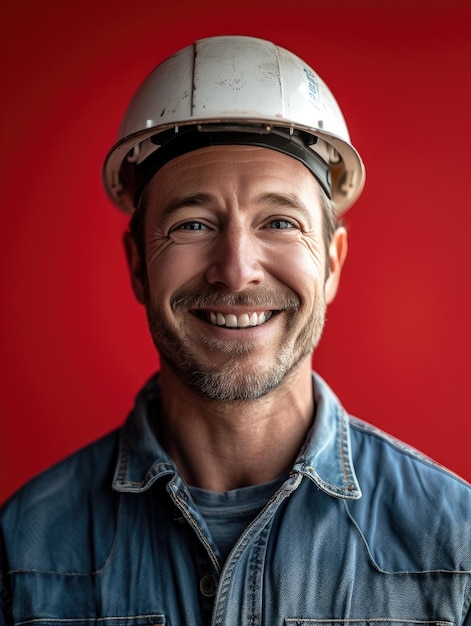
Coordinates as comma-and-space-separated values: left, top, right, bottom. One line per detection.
267, 219, 295, 229
178, 222, 208, 231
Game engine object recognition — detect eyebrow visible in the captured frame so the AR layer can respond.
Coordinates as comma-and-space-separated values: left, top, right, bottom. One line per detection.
256, 191, 307, 209
158, 193, 213, 221
255, 192, 314, 221
154, 190, 313, 223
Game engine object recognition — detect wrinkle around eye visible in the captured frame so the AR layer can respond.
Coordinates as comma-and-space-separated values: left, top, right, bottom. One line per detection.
301, 231, 325, 265
146, 232, 175, 264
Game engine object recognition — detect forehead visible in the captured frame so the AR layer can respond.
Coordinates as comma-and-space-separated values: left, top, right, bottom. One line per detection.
142, 144, 322, 207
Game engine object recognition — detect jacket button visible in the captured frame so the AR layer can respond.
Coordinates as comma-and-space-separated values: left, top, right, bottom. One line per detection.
200, 574, 218, 597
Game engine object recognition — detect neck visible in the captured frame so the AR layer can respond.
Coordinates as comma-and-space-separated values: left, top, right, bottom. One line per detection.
157, 359, 314, 492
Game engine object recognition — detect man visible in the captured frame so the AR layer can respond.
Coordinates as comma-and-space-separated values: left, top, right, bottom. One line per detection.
1, 35, 470, 624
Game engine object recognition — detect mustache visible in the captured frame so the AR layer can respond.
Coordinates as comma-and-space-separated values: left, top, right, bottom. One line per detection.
171, 287, 301, 312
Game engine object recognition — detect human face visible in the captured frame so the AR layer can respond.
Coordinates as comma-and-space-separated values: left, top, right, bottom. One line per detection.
126, 145, 346, 401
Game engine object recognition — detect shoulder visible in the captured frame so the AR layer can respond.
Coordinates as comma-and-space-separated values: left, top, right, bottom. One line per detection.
349, 415, 470, 491
0, 429, 121, 573
347, 415, 471, 573
2, 428, 121, 511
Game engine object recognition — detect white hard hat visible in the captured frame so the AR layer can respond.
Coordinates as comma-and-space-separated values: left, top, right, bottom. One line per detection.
102, 35, 365, 215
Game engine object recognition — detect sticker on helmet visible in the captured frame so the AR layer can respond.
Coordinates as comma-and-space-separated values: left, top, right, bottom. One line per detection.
303, 68, 320, 103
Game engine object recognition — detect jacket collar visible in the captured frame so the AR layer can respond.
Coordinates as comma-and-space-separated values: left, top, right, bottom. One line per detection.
112, 372, 361, 500
292, 373, 361, 499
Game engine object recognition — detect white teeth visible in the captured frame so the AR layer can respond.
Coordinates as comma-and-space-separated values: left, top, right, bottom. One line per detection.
225, 314, 238, 328
207, 311, 273, 328
238, 314, 250, 328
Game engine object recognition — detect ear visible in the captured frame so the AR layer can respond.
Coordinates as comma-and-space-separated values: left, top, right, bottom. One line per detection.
324, 226, 348, 304
123, 232, 146, 305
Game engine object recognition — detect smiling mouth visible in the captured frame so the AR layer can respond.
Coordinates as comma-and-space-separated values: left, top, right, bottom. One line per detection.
196, 310, 275, 329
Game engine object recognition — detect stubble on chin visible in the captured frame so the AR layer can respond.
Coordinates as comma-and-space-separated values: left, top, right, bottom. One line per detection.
144, 286, 326, 402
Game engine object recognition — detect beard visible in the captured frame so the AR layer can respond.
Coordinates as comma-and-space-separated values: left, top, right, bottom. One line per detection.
144, 285, 326, 402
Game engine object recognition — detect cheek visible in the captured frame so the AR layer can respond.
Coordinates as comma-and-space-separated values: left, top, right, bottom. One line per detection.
265, 241, 326, 297
146, 246, 205, 303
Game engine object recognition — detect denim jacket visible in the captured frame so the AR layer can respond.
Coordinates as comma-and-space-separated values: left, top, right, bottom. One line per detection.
1, 373, 470, 624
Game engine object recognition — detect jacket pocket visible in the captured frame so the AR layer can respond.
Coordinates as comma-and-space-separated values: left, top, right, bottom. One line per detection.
17, 617, 167, 626
285, 621, 453, 626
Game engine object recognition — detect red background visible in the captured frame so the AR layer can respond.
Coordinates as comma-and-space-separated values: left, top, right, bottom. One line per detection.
1, 0, 470, 504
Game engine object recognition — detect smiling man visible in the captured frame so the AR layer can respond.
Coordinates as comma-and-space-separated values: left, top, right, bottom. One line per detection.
1, 35, 470, 624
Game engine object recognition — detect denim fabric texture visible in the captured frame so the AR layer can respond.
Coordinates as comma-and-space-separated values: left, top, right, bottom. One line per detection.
1, 373, 470, 624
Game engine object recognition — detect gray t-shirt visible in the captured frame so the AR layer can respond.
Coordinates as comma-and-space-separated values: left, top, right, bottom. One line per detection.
188, 475, 287, 562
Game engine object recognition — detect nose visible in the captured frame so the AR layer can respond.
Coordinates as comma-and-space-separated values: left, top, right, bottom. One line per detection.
205, 225, 265, 291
